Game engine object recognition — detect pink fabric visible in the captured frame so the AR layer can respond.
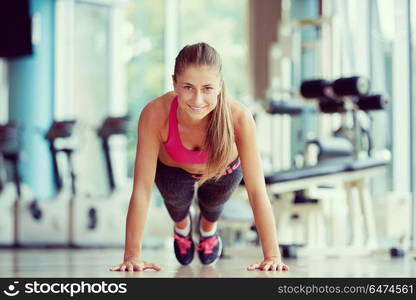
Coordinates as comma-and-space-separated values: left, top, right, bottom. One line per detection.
163, 96, 209, 164
190, 157, 240, 180
173, 233, 192, 254
197, 236, 218, 254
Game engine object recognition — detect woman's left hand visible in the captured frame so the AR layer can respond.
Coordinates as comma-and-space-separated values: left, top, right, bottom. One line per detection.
247, 257, 289, 271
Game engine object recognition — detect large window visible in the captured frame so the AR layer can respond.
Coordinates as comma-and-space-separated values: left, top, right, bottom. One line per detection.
73, 2, 112, 193
369, 0, 394, 190
122, 0, 248, 209
123, 0, 249, 177
178, 0, 248, 99
123, 0, 165, 176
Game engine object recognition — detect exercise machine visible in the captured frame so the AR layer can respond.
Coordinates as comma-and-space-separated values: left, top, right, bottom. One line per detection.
70, 116, 131, 247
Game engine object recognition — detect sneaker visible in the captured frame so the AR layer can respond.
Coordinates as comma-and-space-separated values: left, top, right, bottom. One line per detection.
173, 216, 195, 265
197, 232, 222, 265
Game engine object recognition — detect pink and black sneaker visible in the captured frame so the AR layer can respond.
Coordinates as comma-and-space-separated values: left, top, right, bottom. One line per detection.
173, 217, 195, 265
197, 232, 223, 265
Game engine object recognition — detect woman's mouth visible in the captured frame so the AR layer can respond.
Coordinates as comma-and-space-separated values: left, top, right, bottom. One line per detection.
188, 105, 207, 112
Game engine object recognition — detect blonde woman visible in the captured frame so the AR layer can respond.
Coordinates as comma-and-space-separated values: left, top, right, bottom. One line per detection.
110, 43, 289, 272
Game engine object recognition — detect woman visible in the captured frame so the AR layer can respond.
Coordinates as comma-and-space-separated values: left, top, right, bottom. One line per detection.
110, 42, 289, 272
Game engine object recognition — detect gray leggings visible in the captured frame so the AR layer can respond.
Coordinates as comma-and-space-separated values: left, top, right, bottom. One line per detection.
154, 156, 243, 222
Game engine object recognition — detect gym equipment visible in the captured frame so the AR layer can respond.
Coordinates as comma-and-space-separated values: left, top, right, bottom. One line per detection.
236, 75, 390, 257
0, 123, 25, 246
356, 94, 388, 111
15, 121, 76, 247
301, 76, 389, 161
382, 192, 411, 258
261, 1, 390, 258
390, 248, 405, 258
281, 244, 298, 259
0, 151, 16, 246
70, 116, 131, 247
300, 77, 370, 123
239, 157, 388, 257
261, 98, 316, 171
266, 100, 305, 115
249, 99, 327, 253
300, 76, 370, 99
97, 116, 132, 195
0, 121, 75, 247
318, 98, 346, 114
305, 137, 353, 164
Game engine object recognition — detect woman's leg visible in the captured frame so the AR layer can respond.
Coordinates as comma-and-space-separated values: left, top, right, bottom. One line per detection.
154, 158, 197, 224
194, 156, 243, 265
197, 156, 243, 228
154, 158, 199, 265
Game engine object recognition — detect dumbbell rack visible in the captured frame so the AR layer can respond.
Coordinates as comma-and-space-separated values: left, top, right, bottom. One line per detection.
265, 77, 390, 258
301, 76, 388, 160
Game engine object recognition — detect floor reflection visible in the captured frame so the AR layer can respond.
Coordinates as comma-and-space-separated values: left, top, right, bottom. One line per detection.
1, 248, 415, 278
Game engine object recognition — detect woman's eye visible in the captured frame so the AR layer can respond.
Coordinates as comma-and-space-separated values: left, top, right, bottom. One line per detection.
204, 87, 214, 92
183, 86, 192, 90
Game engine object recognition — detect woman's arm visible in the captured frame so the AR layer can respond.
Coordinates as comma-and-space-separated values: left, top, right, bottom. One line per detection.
235, 105, 289, 271
111, 102, 162, 271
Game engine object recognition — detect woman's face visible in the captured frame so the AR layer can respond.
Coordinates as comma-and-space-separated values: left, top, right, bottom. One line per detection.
173, 64, 222, 120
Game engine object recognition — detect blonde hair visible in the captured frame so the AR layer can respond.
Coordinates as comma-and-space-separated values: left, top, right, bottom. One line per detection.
174, 43, 235, 186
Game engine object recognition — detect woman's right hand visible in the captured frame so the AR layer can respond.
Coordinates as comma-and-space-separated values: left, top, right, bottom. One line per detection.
109, 257, 161, 272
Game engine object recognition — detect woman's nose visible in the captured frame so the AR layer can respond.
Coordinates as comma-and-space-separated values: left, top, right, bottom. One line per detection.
192, 91, 204, 105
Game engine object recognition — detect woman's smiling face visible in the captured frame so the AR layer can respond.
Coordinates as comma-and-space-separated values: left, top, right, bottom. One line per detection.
173, 64, 222, 120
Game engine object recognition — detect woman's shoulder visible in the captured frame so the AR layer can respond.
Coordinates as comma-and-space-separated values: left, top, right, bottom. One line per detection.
138, 92, 176, 138
228, 98, 256, 143
229, 98, 254, 124
141, 91, 176, 119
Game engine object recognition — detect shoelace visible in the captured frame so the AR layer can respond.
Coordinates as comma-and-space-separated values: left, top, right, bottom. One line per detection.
173, 233, 192, 255
197, 235, 218, 254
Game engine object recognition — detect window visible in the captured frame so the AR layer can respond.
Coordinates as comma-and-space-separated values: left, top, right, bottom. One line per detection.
123, 0, 248, 177
368, 0, 395, 190
123, 0, 165, 176
73, 2, 112, 193
178, 0, 248, 99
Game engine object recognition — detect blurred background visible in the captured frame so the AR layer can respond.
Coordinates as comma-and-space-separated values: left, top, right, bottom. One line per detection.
0, 0, 415, 265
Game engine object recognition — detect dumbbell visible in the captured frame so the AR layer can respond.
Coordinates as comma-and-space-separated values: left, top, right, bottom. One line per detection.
318, 97, 346, 114
0, 122, 20, 154
266, 100, 305, 115
356, 94, 388, 111
300, 76, 370, 99
300, 76, 371, 114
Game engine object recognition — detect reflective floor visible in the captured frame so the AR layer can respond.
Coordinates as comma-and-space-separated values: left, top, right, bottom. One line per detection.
1, 245, 415, 278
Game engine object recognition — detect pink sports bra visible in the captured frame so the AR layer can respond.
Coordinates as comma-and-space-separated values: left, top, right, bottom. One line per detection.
163, 96, 209, 164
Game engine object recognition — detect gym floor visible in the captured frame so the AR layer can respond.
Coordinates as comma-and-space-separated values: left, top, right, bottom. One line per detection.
1, 246, 415, 278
